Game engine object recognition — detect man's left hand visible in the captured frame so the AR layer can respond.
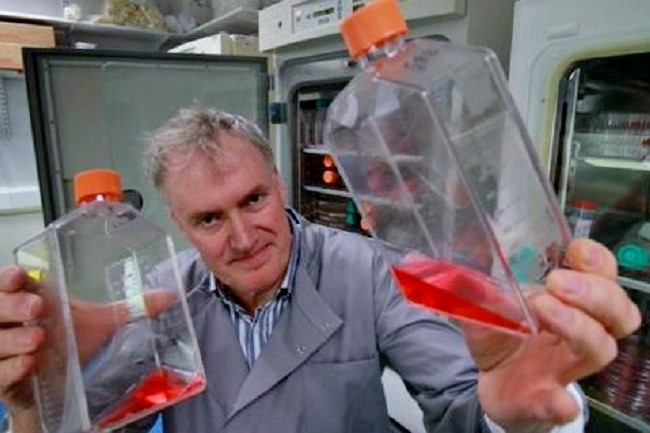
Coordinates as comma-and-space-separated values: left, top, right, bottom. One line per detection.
464, 239, 642, 432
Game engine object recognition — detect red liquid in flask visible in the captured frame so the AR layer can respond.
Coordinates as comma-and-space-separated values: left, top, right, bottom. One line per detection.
392, 259, 531, 335
97, 369, 205, 429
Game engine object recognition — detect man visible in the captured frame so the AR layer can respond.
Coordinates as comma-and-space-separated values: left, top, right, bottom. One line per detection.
0, 107, 641, 432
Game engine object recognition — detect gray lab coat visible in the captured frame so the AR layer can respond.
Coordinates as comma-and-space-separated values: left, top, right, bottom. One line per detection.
126, 214, 488, 433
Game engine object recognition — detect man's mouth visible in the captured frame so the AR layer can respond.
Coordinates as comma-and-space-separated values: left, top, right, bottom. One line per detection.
233, 244, 270, 268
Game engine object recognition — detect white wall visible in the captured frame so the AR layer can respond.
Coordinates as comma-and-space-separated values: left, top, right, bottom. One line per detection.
0, 71, 43, 265
1, 0, 63, 17
0, 210, 44, 266
1, 0, 56, 270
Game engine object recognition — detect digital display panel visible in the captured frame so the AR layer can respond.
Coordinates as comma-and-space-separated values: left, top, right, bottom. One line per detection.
313, 7, 335, 18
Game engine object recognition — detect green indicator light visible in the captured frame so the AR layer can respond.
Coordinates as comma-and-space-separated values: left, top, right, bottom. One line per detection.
616, 244, 649, 270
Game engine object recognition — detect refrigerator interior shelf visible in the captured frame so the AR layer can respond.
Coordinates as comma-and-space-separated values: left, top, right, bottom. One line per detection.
303, 185, 351, 198
582, 157, 650, 171
302, 146, 331, 155
586, 396, 649, 432
298, 91, 339, 102
305, 185, 426, 208
574, 132, 650, 160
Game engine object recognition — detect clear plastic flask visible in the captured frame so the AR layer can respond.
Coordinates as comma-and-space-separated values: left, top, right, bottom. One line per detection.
324, 0, 571, 335
14, 169, 205, 432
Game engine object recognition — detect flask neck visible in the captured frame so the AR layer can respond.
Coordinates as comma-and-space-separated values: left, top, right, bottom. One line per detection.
78, 193, 121, 206
357, 36, 406, 68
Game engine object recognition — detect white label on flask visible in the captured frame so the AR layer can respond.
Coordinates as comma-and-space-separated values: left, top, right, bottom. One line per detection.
573, 218, 593, 239
123, 257, 146, 319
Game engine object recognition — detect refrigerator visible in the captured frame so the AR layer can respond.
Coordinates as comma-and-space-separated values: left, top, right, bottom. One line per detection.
23, 48, 269, 251
509, 0, 650, 431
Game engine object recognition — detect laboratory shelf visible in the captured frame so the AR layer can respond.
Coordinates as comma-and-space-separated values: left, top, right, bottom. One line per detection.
302, 146, 331, 155
619, 276, 650, 295
581, 157, 650, 171
303, 185, 351, 198
587, 397, 650, 433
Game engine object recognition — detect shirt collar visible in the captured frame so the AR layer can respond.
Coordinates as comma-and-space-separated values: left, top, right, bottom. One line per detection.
209, 209, 302, 304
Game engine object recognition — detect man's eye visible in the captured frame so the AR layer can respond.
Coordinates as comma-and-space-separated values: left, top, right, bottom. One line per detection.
196, 214, 221, 228
249, 193, 264, 206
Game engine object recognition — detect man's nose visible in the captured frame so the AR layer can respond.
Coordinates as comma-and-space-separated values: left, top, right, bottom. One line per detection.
229, 212, 254, 251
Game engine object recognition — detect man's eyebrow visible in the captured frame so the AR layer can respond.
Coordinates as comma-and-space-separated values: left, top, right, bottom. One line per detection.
188, 207, 223, 221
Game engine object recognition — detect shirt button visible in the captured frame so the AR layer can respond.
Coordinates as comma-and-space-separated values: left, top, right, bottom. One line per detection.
296, 345, 306, 355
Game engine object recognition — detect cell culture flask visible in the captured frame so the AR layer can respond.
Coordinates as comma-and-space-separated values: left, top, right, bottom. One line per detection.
14, 169, 205, 432
324, 0, 571, 335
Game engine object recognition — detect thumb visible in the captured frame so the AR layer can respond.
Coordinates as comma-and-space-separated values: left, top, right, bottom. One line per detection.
71, 289, 179, 364
542, 386, 581, 425
115, 288, 179, 325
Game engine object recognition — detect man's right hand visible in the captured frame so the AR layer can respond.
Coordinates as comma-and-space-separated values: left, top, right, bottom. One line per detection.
0, 265, 179, 432
0, 265, 45, 431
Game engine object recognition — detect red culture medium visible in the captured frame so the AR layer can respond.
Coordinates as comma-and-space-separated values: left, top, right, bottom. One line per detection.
392, 259, 531, 335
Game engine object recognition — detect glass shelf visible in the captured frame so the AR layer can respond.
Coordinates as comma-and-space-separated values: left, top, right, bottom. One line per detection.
619, 276, 650, 295
587, 397, 650, 433
303, 185, 351, 198
299, 90, 340, 102
582, 157, 650, 171
302, 146, 330, 155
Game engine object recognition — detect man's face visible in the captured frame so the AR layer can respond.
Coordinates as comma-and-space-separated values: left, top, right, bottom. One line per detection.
162, 133, 292, 301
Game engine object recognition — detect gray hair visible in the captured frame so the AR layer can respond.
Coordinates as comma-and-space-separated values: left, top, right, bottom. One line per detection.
143, 106, 274, 188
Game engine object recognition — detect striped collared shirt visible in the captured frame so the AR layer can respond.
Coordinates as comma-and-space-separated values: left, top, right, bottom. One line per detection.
210, 210, 301, 368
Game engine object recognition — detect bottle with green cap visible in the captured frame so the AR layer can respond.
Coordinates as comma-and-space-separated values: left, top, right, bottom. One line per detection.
614, 221, 650, 276
13, 169, 205, 433
324, 0, 571, 335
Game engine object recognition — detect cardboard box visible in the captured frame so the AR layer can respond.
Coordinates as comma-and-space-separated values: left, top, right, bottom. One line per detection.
0, 42, 23, 70
0, 22, 55, 70
0, 21, 55, 46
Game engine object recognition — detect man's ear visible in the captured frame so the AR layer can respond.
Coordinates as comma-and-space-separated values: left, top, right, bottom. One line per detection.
167, 205, 183, 232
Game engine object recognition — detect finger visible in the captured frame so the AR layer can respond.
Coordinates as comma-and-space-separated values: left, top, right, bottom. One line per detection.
0, 292, 44, 323
0, 355, 35, 390
114, 288, 179, 324
0, 266, 29, 293
546, 269, 642, 338
563, 239, 617, 281
0, 326, 45, 359
70, 288, 178, 332
530, 293, 618, 380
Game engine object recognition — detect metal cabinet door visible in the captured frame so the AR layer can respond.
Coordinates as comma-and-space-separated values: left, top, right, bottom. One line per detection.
24, 48, 268, 249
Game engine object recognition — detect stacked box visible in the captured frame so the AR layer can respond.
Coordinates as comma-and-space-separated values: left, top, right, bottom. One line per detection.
0, 21, 55, 70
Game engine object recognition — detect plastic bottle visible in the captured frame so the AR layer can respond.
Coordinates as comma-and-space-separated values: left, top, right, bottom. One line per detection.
566, 199, 598, 239
324, 0, 571, 335
14, 169, 205, 433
